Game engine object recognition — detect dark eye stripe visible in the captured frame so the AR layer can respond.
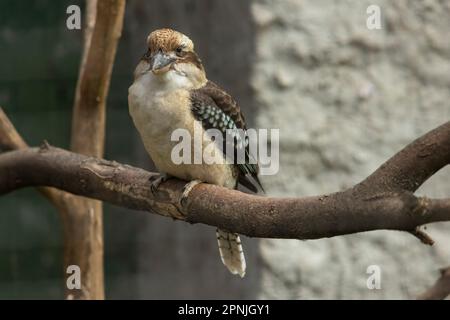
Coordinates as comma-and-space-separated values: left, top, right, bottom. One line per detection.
179, 51, 203, 69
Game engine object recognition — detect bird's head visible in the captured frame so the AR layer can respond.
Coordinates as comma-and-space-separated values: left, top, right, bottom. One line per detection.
135, 28, 206, 88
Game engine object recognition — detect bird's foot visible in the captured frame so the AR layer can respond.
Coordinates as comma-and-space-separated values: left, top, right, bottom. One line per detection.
180, 180, 202, 207
149, 172, 172, 195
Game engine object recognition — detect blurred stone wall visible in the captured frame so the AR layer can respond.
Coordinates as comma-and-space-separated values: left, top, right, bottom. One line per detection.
251, 0, 450, 299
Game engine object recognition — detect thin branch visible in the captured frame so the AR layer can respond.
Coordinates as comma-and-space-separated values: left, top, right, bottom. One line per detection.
0, 107, 62, 205
357, 121, 450, 194
417, 267, 450, 300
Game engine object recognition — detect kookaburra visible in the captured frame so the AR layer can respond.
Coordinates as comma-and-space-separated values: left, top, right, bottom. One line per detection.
128, 28, 262, 277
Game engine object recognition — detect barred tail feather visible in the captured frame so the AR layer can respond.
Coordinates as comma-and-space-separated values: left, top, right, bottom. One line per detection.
216, 229, 246, 278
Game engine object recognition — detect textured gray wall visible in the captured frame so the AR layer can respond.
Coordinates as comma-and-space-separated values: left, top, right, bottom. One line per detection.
251, 0, 450, 299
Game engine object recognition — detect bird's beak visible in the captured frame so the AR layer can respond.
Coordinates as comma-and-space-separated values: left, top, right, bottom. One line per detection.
150, 50, 175, 74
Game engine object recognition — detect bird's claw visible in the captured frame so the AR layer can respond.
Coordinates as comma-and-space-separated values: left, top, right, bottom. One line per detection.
180, 180, 202, 207
150, 173, 171, 195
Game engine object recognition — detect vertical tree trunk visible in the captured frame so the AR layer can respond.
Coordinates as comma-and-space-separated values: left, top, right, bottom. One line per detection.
62, 0, 126, 300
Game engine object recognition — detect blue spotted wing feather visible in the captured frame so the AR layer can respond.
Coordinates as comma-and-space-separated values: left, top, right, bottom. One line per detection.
190, 81, 263, 193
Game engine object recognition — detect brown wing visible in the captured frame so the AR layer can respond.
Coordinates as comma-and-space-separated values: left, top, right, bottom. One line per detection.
194, 81, 246, 129
190, 81, 263, 193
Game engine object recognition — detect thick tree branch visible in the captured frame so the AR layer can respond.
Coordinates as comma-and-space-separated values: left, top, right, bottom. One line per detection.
71, 0, 125, 156
0, 121, 449, 240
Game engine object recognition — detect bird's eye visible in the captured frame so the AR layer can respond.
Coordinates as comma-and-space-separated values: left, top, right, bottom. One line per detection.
175, 46, 184, 56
